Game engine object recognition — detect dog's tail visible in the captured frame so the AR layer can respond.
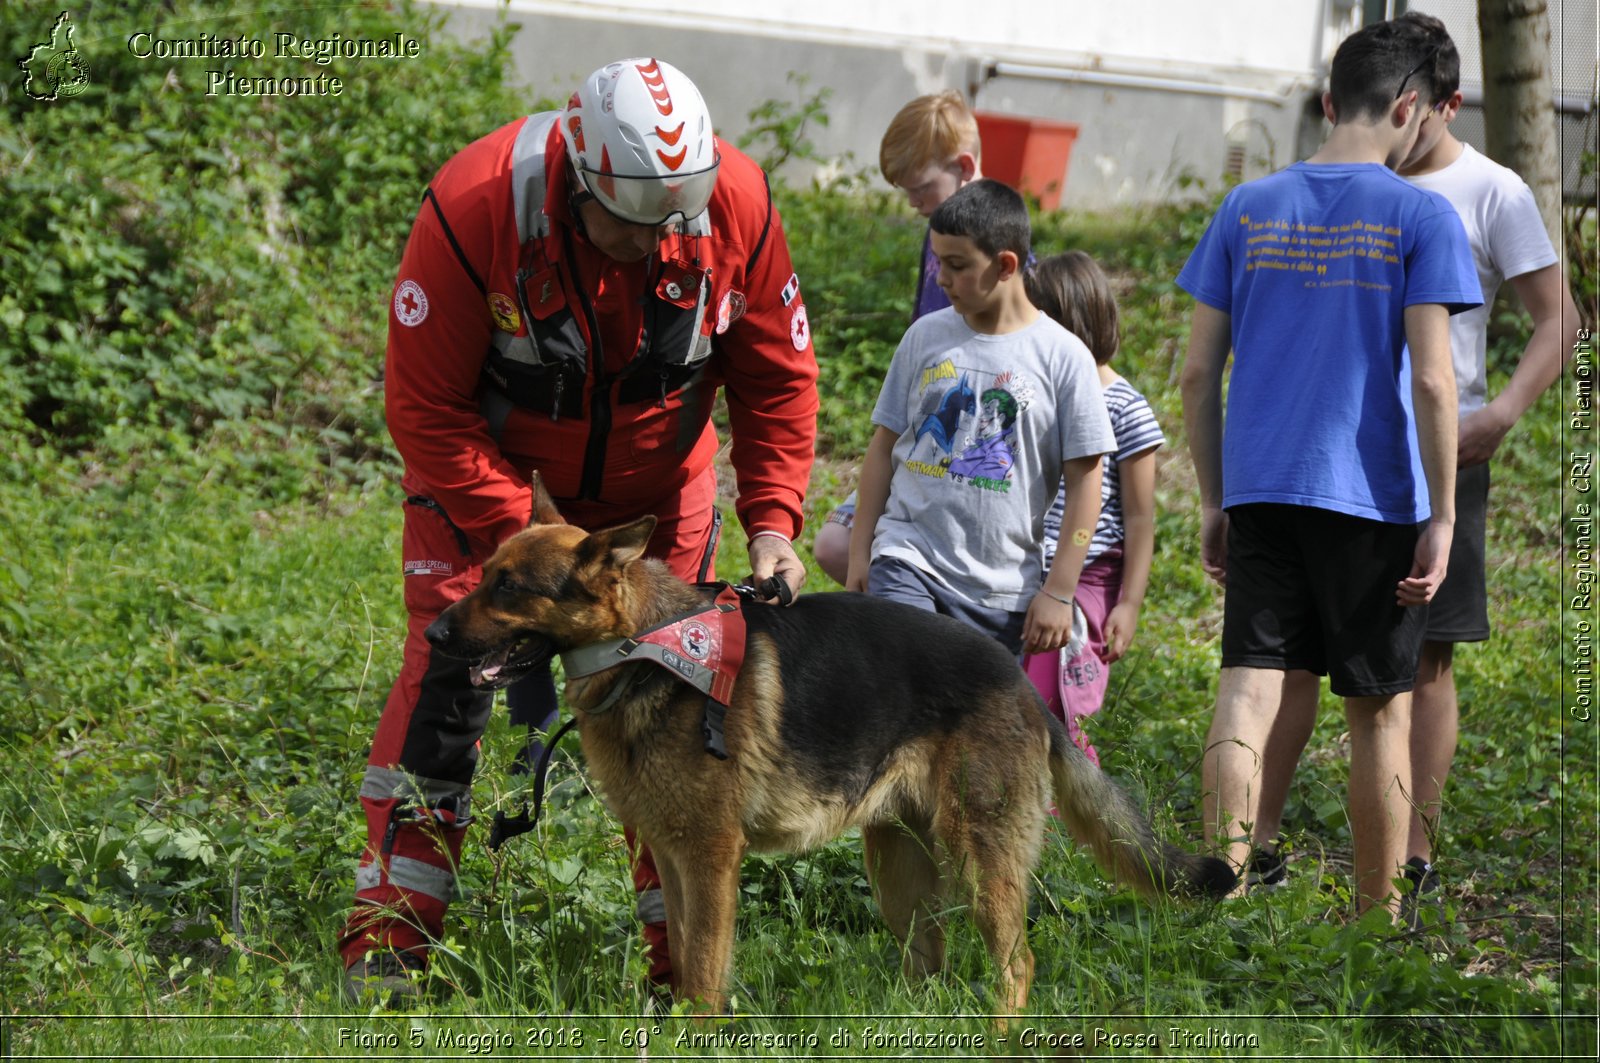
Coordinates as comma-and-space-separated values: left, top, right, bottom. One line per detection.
1045, 713, 1236, 900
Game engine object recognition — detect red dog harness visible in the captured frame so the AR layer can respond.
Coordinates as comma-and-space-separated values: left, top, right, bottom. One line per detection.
560, 583, 748, 715
490, 581, 770, 850
559, 581, 762, 760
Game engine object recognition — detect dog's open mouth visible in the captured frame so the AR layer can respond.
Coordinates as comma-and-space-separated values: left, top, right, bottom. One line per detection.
468, 636, 555, 689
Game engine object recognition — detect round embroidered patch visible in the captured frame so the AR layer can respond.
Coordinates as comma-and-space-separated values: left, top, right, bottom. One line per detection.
789, 302, 810, 351
717, 290, 747, 334
487, 292, 520, 332
679, 620, 712, 661
395, 279, 429, 327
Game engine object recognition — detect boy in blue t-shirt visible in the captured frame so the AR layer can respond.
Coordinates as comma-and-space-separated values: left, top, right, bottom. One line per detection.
1177, 16, 1480, 916
1249, 11, 1583, 924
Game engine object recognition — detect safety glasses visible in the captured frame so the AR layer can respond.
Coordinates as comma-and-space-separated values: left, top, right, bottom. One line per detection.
1394, 44, 1444, 101
577, 153, 721, 227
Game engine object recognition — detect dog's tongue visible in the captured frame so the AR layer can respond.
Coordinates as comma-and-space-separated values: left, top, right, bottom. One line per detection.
469, 646, 513, 687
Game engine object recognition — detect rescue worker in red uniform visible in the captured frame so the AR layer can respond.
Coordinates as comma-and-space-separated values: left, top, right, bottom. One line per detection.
340, 57, 818, 1003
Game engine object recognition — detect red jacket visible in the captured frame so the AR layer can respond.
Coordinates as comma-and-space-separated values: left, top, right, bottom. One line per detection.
384, 116, 818, 554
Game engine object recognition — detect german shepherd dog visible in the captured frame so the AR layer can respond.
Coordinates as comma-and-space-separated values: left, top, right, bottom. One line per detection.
425, 499, 1234, 1014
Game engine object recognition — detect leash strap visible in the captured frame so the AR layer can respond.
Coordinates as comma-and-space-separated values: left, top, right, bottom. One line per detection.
489, 714, 580, 850
696, 508, 721, 584
751, 574, 793, 606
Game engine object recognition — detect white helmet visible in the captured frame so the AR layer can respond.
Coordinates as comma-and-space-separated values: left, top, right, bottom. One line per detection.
563, 58, 720, 226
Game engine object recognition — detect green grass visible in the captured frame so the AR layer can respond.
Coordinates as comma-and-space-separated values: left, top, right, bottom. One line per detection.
1, 1, 1594, 1058
1, 328, 1589, 1060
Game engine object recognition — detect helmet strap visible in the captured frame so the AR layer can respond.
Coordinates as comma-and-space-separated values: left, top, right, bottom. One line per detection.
571, 187, 646, 242
567, 169, 595, 238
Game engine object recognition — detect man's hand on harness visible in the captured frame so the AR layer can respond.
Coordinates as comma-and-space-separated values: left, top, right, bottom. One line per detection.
746, 533, 804, 605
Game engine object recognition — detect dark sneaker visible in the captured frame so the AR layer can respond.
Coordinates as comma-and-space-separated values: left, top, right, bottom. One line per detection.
1246, 845, 1287, 890
343, 949, 427, 1008
1399, 857, 1441, 931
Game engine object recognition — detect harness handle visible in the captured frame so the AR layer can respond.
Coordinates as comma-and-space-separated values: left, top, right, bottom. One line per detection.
731, 575, 793, 607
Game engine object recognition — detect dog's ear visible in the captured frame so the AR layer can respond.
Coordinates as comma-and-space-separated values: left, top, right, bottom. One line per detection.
527, 471, 566, 526
579, 515, 657, 569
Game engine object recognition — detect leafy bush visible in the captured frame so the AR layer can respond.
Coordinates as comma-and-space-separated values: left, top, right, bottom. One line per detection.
0, 1, 537, 493
778, 182, 922, 456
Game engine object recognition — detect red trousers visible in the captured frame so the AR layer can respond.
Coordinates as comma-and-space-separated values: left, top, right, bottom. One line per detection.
339, 468, 718, 987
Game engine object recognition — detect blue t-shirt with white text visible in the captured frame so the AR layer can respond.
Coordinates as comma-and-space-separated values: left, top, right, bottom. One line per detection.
1177, 162, 1480, 523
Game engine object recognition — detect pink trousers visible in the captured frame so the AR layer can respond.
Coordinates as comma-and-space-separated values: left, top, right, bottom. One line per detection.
1023, 552, 1124, 768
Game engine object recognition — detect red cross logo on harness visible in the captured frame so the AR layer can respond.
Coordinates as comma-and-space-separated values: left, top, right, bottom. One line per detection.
680, 620, 713, 661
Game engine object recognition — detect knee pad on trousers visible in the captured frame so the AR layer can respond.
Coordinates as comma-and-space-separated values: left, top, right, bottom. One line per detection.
340, 781, 473, 966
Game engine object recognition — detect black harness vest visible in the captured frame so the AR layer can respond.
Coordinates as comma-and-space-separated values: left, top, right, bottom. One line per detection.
446, 111, 719, 423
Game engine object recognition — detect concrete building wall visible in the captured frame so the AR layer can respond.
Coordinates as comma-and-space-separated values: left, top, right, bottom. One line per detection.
429, 0, 1593, 207
429, 0, 1352, 208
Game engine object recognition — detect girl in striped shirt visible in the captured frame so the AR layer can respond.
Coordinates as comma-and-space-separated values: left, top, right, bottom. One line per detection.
1025, 252, 1166, 766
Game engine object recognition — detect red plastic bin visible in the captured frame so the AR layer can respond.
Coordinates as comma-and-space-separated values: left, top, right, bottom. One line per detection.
973, 111, 1080, 210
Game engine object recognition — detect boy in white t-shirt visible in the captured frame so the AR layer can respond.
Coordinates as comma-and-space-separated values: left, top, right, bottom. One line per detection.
846, 180, 1115, 656
1248, 12, 1581, 918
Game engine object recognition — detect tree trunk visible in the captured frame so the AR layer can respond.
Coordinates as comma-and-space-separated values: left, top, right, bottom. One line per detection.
1476, 0, 1563, 250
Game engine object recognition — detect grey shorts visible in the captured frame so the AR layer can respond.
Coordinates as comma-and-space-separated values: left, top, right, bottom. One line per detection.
1425, 462, 1490, 643
867, 555, 1027, 655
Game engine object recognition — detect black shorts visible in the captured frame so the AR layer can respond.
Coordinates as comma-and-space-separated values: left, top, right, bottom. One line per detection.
1424, 462, 1490, 643
1221, 503, 1428, 698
